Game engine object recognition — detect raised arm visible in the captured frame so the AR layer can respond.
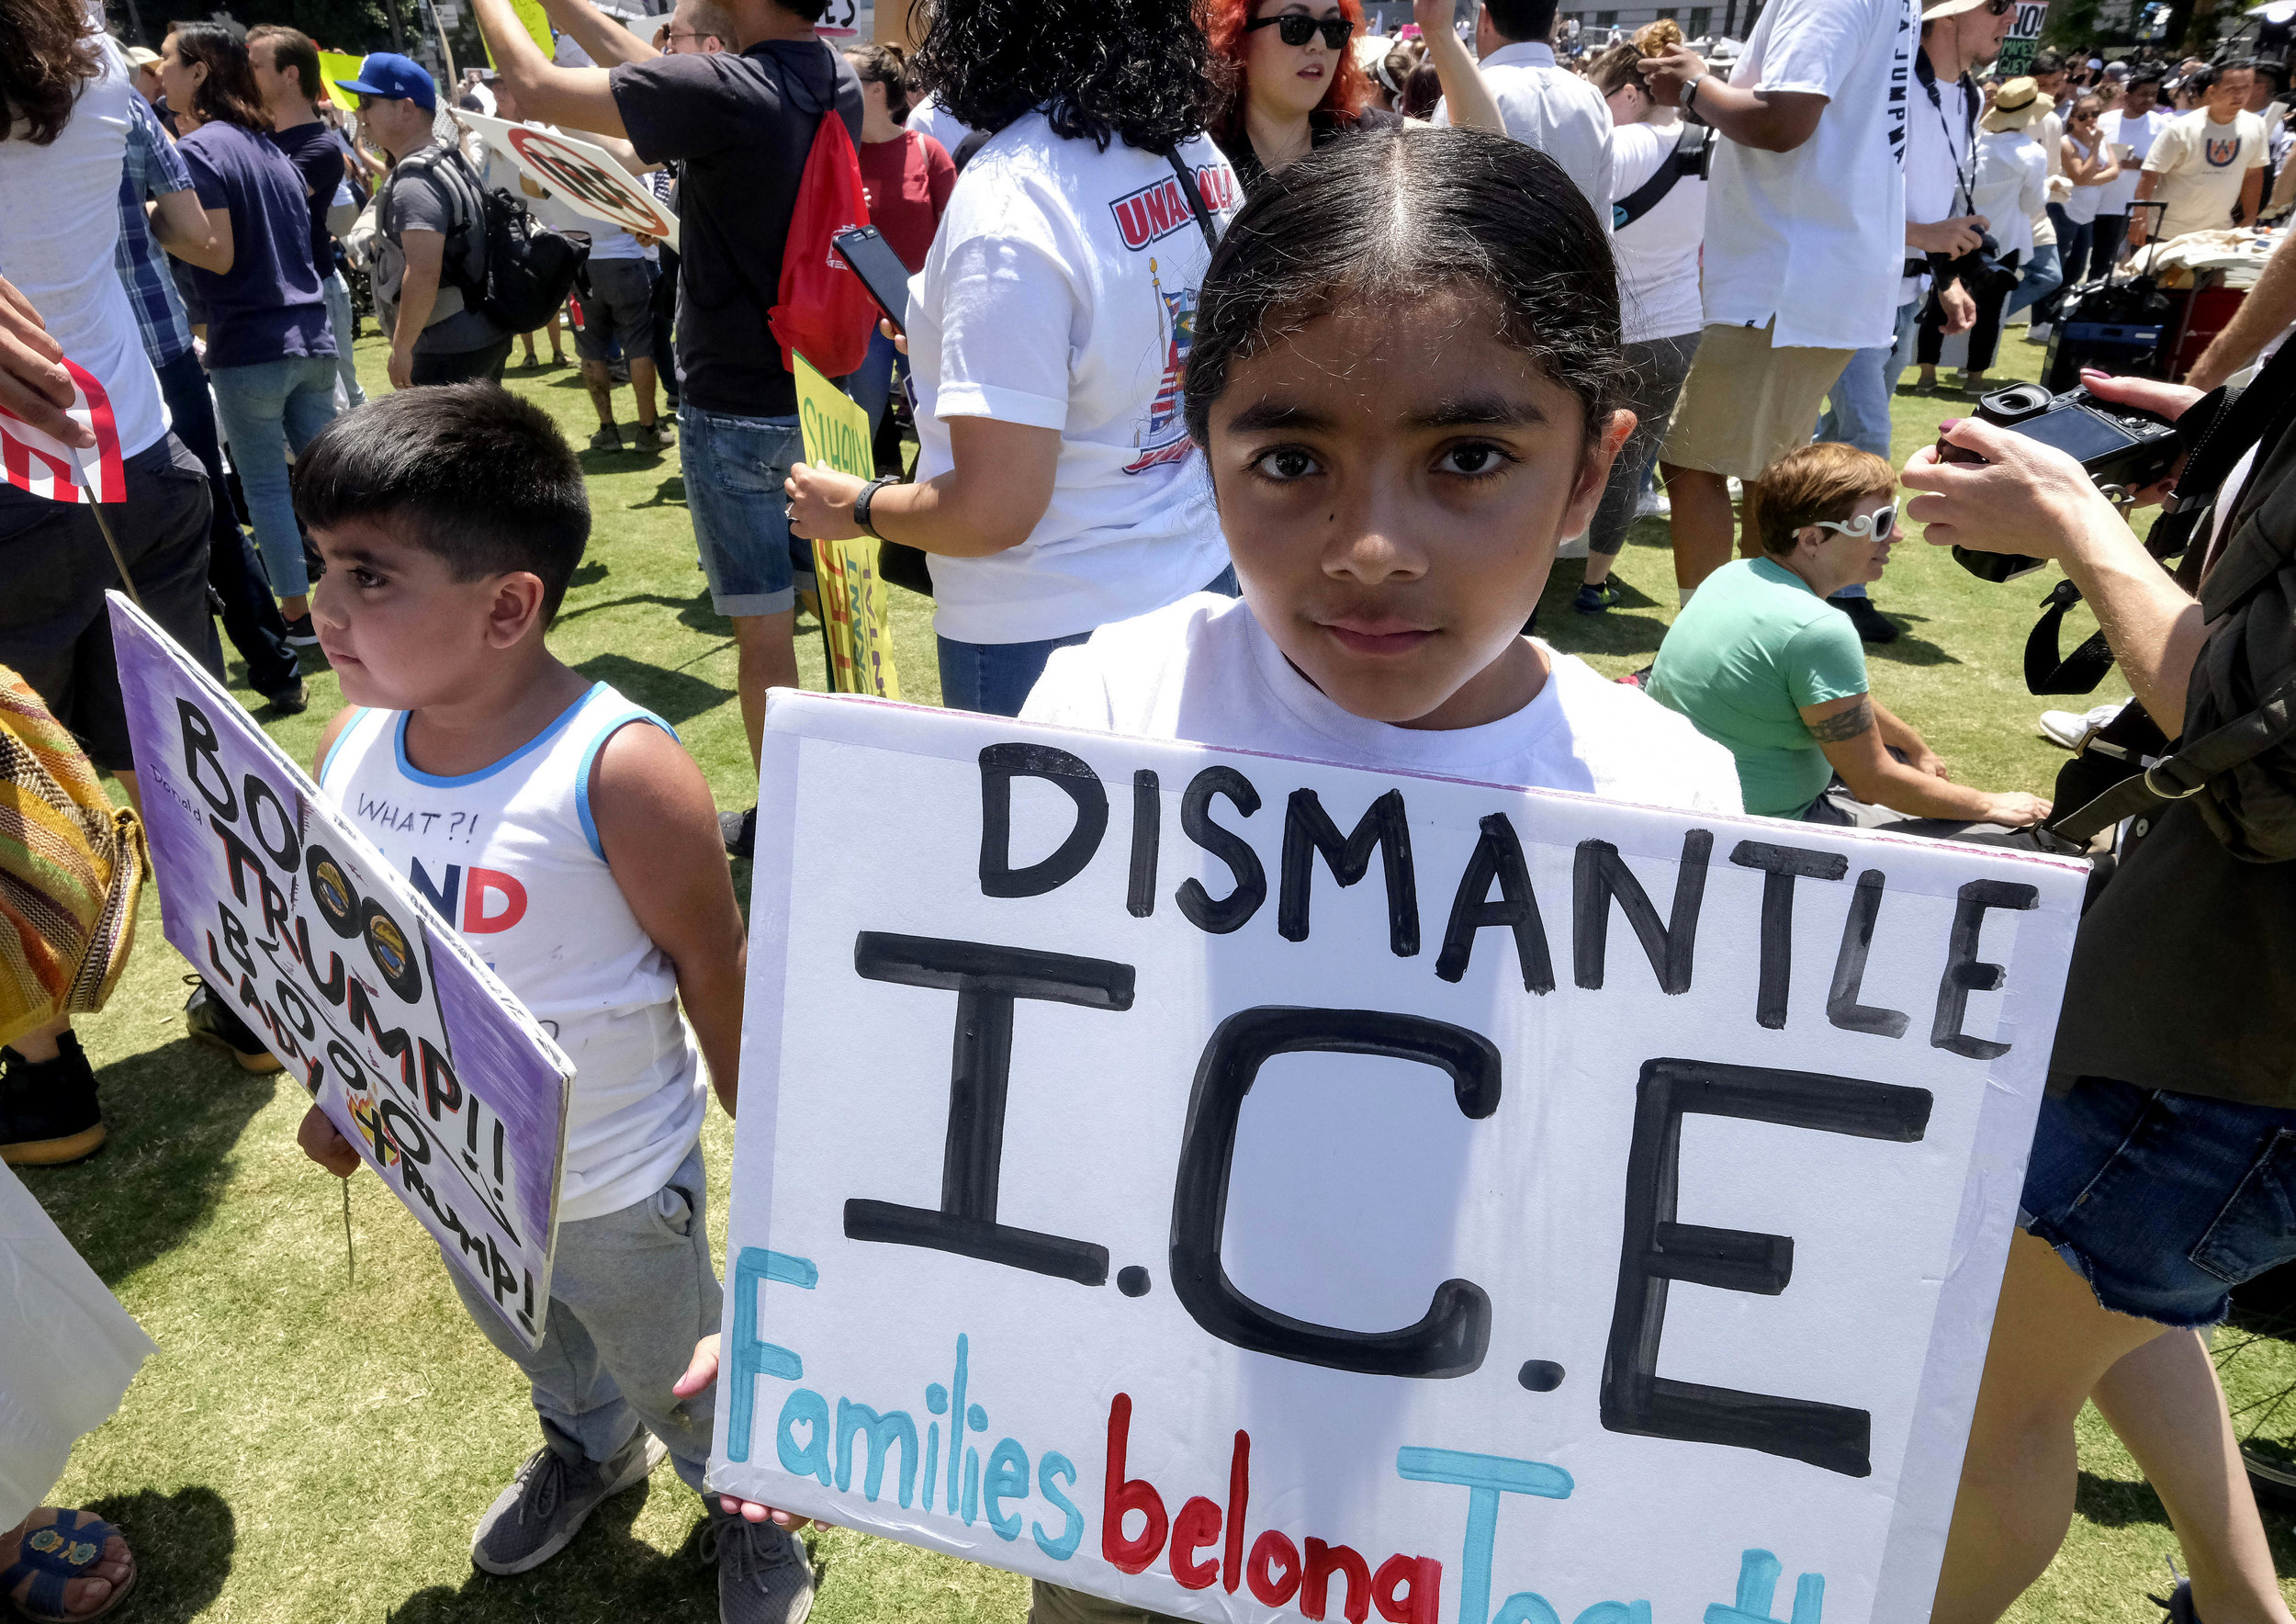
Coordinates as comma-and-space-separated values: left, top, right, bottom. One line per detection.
471, 0, 631, 138
1414, 0, 1503, 134
535, 0, 659, 68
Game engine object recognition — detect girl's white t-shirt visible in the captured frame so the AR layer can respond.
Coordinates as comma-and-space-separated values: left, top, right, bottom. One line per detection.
907, 114, 1241, 646
1608, 120, 1706, 345
2063, 133, 2108, 224
1020, 593, 1744, 815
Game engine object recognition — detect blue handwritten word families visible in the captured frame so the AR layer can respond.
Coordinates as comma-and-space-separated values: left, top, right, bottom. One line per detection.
721, 1254, 1825, 1624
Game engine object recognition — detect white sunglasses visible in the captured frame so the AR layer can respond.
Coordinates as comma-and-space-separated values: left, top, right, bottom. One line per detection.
1811, 502, 1897, 542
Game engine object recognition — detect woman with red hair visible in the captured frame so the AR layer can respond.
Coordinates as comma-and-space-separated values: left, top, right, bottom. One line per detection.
1210, 0, 1500, 192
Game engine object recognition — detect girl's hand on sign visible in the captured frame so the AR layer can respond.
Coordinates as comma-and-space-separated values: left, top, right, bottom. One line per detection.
785, 461, 867, 542
675, 1336, 822, 1529
296, 1104, 363, 1178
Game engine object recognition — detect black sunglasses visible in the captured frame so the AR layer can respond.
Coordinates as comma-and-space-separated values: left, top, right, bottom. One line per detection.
1245, 12, 1355, 49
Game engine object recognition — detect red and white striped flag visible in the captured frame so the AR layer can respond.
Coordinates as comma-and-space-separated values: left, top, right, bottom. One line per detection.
0, 355, 125, 505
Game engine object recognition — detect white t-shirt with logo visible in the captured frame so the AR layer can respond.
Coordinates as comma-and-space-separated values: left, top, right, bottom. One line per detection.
1020, 593, 1744, 817
1699, 0, 1916, 350
2098, 106, 2169, 214
1607, 121, 1705, 344
2144, 109, 2268, 241
0, 35, 168, 459
907, 113, 1240, 645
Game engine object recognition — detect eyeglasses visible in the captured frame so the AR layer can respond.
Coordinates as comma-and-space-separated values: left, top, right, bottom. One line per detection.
664, 28, 719, 44
1245, 12, 1355, 49
1812, 503, 1898, 542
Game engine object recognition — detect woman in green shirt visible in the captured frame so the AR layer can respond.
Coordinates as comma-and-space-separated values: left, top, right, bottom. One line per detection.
1647, 444, 2052, 827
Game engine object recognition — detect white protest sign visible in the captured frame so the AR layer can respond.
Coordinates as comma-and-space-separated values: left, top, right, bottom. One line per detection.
108, 594, 573, 1348
462, 111, 680, 252
712, 692, 2086, 1624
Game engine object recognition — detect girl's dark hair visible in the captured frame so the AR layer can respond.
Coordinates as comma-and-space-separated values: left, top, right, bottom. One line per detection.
1183, 128, 1624, 449
913, 0, 1227, 152
1398, 61, 1443, 119
0, 0, 100, 147
172, 23, 270, 132
846, 41, 912, 124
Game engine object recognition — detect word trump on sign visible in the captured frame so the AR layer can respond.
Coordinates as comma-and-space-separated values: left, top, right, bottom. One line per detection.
462, 112, 680, 252
108, 594, 574, 1348
711, 694, 2084, 1624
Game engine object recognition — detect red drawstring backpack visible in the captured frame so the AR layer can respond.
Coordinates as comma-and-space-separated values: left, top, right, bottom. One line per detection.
769, 104, 876, 378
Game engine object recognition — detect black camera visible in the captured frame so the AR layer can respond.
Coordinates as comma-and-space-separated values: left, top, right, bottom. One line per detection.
1929, 231, 2021, 303
1940, 381, 2183, 582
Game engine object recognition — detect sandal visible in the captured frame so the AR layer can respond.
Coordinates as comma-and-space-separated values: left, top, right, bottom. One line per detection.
2, 1508, 136, 1622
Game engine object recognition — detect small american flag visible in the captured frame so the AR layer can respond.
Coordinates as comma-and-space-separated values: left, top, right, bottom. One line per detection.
0, 356, 125, 505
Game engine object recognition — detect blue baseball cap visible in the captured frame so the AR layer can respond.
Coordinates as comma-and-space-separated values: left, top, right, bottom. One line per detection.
335, 51, 436, 112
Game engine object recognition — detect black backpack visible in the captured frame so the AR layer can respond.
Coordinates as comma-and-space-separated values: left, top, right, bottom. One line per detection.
413, 145, 589, 337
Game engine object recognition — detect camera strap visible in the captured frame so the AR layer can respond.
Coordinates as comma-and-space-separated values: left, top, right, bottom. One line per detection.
1918, 53, 1979, 219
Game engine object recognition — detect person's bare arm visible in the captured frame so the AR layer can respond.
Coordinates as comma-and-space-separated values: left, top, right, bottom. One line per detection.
589, 722, 748, 1117
0, 274, 87, 446
1803, 694, 2049, 822
473, 0, 631, 138
390, 228, 447, 390
145, 186, 217, 261
1639, 48, 1826, 152
1415, 0, 1503, 134
1870, 698, 1950, 777
163, 204, 235, 274
2128, 168, 2161, 243
2189, 230, 2296, 389
786, 416, 1063, 556
2237, 164, 2264, 225
1903, 382, 2207, 730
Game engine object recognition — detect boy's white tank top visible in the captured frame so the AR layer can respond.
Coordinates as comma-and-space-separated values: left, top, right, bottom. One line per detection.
321, 682, 704, 1223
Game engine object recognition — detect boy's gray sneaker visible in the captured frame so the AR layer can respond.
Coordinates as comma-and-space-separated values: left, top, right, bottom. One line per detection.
703, 1507, 816, 1624
471, 1429, 665, 1575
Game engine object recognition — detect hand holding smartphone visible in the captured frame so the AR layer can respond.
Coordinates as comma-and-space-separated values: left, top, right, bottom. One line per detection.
833, 226, 912, 333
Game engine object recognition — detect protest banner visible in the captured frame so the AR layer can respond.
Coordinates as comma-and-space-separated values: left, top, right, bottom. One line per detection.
107, 594, 573, 1349
478, 0, 557, 64
460, 112, 680, 253
713, 692, 2088, 1624
794, 354, 900, 698
319, 51, 365, 113
1998, 0, 2050, 75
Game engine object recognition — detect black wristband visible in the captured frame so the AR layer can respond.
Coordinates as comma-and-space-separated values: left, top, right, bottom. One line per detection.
852, 475, 898, 541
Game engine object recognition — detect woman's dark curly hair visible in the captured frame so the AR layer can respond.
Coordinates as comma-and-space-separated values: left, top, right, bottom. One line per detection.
1183, 128, 1625, 451
912, 0, 1228, 152
1, 0, 102, 148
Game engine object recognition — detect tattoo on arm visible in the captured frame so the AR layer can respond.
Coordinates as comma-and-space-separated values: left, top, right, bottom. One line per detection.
1806, 697, 1875, 744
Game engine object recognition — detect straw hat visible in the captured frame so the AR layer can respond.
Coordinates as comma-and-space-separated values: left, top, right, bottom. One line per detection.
1982, 75, 2043, 130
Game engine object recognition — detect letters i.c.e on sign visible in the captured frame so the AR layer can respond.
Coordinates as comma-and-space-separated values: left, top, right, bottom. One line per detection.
712, 692, 2087, 1624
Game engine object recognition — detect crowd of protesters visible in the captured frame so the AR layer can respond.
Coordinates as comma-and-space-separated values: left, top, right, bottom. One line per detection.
6, 0, 2296, 1618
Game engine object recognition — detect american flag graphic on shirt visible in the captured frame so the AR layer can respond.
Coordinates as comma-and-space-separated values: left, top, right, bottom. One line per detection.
0, 356, 126, 505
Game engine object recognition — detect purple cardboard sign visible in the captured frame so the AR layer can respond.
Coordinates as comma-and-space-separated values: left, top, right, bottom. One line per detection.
109, 593, 571, 1347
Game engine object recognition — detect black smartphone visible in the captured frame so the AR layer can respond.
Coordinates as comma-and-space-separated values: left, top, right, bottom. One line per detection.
833, 225, 911, 333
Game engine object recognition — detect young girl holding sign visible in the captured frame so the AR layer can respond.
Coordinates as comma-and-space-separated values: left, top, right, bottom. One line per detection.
688, 124, 1742, 1624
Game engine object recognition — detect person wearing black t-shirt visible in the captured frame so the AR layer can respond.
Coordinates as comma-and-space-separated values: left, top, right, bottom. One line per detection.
250, 26, 366, 412
478, 0, 861, 865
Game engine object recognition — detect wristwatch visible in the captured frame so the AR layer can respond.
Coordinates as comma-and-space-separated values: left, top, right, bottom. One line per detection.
1681, 73, 1709, 109
851, 475, 899, 541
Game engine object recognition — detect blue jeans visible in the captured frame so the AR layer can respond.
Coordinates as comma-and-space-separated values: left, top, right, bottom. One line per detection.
1814, 299, 1921, 459
2037, 206, 2090, 326
321, 271, 366, 410
937, 568, 1241, 717
845, 327, 906, 441
678, 405, 803, 617
208, 353, 340, 602
2021, 1077, 2296, 1327
2005, 240, 2064, 321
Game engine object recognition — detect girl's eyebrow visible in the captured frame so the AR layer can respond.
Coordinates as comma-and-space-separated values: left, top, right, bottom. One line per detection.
1225, 400, 1336, 434
1411, 393, 1551, 430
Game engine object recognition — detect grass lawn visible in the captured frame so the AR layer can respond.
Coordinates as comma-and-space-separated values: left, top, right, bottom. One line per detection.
28, 327, 2292, 1624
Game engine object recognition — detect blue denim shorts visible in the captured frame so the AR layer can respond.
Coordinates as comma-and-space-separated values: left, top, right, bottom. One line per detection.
678, 404, 804, 617
2020, 1076, 2296, 1327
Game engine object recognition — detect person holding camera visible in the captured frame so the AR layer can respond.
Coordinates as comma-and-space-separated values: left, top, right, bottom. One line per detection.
1908, 265, 2296, 1619
1914, 74, 2047, 394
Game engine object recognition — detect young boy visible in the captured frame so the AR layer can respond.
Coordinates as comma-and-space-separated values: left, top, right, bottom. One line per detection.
287, 385, 808, 1624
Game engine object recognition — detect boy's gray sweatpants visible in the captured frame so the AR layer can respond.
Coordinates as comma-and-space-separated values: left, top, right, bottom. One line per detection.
447, 1145, 723, 1494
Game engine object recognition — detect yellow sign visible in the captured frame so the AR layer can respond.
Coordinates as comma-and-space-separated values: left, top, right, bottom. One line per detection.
794, 355, 901, 699
480, 0, 558, 67
319, 51, 366, 113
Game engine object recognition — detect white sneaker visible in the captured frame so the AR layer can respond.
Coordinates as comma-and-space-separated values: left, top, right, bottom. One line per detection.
1636, 488, 1671, 518
2026, 321, 2052, 344
2038, 701, 2126, 750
